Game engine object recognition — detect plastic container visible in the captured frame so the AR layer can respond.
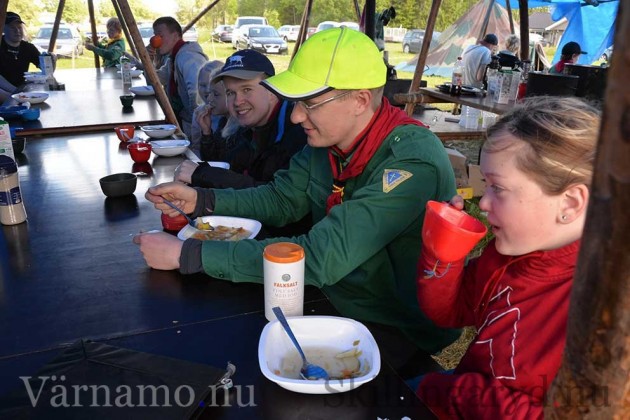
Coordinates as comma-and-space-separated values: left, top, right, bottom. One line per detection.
422, 201, 487, 262
450, 57, 464, 95
0, 155, 27, 225
120, 56, 132, 93
264, 242, 305, 321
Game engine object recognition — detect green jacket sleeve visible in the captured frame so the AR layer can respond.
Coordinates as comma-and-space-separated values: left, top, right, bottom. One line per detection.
93, 39, 125, 63
200, 126, 456, 288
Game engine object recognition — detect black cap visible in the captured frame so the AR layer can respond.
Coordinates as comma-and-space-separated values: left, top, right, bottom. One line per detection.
5, 12, 24, 25
211, 49, 275, 84
561, 41, 587, 56
483, 33, 498, 46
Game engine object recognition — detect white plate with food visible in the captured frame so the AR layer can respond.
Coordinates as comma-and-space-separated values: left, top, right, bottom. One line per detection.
258, 316, 381, 394
12, 91, 49, 104
177, 216, 261, 241
129, 85, 155, 96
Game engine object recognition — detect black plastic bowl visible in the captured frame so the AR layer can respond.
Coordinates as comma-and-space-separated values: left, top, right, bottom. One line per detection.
12, 138, 26, 154
99, 173, 137, 197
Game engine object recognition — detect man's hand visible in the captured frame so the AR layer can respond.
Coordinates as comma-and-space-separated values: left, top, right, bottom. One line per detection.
174, 160, 199, 184
145, 182, 198, 216
133, 231, 183, 270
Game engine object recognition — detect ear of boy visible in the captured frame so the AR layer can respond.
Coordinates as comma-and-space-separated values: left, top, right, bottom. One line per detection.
559, 184, 589, 223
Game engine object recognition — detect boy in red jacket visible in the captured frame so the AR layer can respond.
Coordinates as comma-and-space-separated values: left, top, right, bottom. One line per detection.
415, 96, 601, 419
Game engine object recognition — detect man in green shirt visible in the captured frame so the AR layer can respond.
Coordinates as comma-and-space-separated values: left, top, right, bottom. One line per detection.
134, 27, 460, 377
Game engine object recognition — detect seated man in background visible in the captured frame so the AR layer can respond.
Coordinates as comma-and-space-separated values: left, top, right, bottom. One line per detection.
463, 33, 498, 88
549, 41, 586, 74
134, 27, 461, 378
151, 16, 208, 137
0, 12, 49, 102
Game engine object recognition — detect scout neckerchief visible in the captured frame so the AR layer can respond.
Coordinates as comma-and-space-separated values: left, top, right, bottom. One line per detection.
106, 34, 122, 46
168, 39, 186, 96
325, 97, 427, 214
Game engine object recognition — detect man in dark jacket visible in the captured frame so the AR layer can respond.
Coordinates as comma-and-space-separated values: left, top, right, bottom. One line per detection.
174, 50, 307, 190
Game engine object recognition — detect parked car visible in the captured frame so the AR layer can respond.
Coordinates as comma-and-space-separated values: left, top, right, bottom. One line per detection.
277, 25, 300, 42
232, 16, 268, 48
33, 24, 84, 57
236, 24, 288, 55
401, 29, 440, 54
602, 45, 613, 62
138, 25, 154, 47
338, 22, 359, 31
316, 21, 338, 33
182, 26, 198, 42
307, 27, 317, 38
212, 24, 233, 43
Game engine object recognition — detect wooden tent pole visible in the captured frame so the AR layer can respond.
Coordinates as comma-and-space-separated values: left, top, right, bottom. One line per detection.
404, 0, 442, 116
364, 0, 375, 40
353, 0, 361, 23
87, 0, 101, 68
112, 0, 138, 58
0, 2, 8, 43
48, 0, 66, 54
546, 1, 630, 417
506, 0, 515, 34
519, 0, 529, 63
293, 0, 314, 60
182, 0, 222, 33
116, 0, 182, 134
478, 0, 496, 41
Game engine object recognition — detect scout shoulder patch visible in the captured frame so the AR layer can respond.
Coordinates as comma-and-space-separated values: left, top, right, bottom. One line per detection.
383, 169, 413, 193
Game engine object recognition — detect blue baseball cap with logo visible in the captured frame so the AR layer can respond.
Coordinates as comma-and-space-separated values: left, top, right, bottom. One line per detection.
211, 49, 275, 83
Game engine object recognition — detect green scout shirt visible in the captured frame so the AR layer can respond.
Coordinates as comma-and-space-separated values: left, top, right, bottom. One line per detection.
92, 38, 125, 68
200, 124, 460, 353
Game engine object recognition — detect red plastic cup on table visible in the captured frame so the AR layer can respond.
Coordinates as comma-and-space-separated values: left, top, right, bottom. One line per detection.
422, 200, 488, 262
114, 125, 135, 142
161, 213, 188, 233
128, 142, 152, 163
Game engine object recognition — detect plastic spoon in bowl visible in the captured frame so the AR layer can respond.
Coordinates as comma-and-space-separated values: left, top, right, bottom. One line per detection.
272, 306, 329, 381
161, 198, 196, 228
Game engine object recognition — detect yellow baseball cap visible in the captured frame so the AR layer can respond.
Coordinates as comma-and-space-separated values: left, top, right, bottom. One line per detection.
262, 27, 386, 100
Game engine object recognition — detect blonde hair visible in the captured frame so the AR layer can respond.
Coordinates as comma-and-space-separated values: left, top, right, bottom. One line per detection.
198, 60, 224, 85
484, 96, 600, 195
505, 34, 520, 55
106, 17, 122, 34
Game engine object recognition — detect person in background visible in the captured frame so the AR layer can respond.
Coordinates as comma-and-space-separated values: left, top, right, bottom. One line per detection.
498, 34, 521, 69
84, 17, 125, 68
134, 27, 461, 378
188, 60, 226, 155
151, 16, 208, 137
463, 33, 498, 88
173, 50, 306, 191
415, 96, 599, 418
0, 12, 47, 102
549, 41, 586, 74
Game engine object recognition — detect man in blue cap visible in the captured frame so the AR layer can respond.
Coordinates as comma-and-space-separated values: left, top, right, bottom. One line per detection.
135, 27, 460, 377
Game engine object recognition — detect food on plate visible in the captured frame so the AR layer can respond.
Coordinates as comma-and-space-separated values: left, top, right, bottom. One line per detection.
277, 344, 365, 380
191, 225, 252, 241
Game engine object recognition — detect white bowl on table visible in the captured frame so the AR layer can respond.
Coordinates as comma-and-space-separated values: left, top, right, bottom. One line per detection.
12, 92, 49, 104
117, 69, 143, 78
23, 72, 48, 83
258, 316, 380, 394
177, 215, 261, 241
208, 161, 230, 170
150, 139, 190, 157
129, 85, 155, 96
141, 124, 177, 139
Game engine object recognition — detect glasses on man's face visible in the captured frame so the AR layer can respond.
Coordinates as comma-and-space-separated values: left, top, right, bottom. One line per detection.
296, 91, 352, 114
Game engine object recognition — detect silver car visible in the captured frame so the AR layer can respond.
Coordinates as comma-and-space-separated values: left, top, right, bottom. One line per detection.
33, 24, 84, 57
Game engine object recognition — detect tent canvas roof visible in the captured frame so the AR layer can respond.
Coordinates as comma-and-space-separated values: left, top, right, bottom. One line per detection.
397, 0, 517, 77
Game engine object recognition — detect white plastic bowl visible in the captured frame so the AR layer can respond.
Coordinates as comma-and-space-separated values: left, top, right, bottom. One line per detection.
150, 139, 190, 156
12, 92, 49, 104
177, 215, 261, 241
129, 85, 155, 96
23, 73, 48, 83
118, 69, 143, 78
258, 316, 380, 394
141, 124, 177, 139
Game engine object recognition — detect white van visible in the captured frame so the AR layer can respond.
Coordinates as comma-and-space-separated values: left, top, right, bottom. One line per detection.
232, 16, 268, 48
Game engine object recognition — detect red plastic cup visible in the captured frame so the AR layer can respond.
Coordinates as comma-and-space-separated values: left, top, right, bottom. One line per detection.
422, 200, 488, 262
114, 125, 135, 142
128, 142, 152, 163
150, 35, 162, 48
161, 213, 188, 232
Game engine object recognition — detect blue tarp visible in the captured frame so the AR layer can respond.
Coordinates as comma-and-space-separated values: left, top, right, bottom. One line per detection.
497, 0, 618, 65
